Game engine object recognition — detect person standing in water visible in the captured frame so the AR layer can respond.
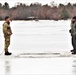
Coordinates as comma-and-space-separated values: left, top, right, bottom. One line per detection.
3, 16, 12, 55
70, 16, 76, 54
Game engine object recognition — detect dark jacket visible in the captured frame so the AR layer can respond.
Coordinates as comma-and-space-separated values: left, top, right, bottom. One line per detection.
70, 22, 76, 36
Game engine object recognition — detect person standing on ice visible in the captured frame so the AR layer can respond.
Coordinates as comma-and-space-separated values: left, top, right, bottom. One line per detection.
70, 16, 76, 54
3, 16, 12, 55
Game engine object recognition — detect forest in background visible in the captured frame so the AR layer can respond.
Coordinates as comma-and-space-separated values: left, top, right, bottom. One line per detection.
0, 2, 76, 20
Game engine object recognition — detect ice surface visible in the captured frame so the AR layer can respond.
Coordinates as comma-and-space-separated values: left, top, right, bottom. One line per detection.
0, 57, 76, 75
0, 20, 72, 54
0, 20, 76, 75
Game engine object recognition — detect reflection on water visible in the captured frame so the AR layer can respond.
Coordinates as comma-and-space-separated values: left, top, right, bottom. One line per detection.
72, 58, 76, 75
0, 57, 74, 75
5, 60, 11, 75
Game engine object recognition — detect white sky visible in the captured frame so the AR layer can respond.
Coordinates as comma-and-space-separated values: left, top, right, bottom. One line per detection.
1, 0, 76, 7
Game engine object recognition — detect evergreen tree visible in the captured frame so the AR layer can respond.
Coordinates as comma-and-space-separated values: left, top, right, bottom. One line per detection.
61, 8, 70, 19
3, 2, 9, 9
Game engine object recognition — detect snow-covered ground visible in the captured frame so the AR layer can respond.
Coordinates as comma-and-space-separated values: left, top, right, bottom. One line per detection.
0, 57, 76, 75
0, 20, 72, 54
0, 20, 75, 75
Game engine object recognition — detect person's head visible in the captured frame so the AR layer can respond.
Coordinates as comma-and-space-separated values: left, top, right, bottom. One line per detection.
71, 16, 76, 24
5, 16, 10, 22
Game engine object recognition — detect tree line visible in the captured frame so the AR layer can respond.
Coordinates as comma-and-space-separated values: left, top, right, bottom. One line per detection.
0, 2, 76, 20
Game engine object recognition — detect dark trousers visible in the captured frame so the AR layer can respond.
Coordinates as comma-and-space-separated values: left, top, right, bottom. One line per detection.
72, 35, 76, 52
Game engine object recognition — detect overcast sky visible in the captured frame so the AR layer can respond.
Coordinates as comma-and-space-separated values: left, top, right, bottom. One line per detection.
1, 0, 76, 7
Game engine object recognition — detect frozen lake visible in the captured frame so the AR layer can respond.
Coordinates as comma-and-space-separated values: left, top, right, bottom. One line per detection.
0, 20, 72, 54
0, 20, 76, 75
0, 57, 76, 75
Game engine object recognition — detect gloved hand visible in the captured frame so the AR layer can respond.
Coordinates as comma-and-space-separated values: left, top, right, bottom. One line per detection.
69, 29, 71, 33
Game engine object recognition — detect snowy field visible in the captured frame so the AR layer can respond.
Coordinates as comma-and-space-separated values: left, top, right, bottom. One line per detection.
0, 57, 76, 75
0, 20, 72, 54
0, 20, 75, 75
